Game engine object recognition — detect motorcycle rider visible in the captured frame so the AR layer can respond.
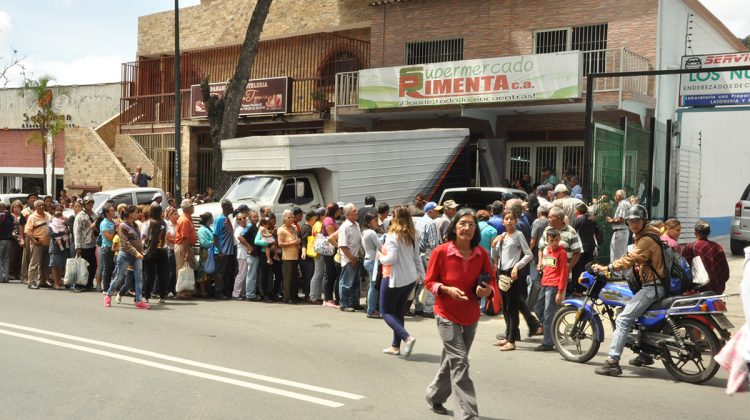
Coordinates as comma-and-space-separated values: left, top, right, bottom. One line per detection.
591, 204, 666, 376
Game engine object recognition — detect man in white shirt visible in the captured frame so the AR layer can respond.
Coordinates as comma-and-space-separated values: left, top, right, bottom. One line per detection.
337, 203, 362, 312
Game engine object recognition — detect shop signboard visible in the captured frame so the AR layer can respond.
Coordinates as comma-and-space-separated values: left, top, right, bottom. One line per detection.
358, 51, 582, 109
190, 77, 291, 118
680, 52, 750, 106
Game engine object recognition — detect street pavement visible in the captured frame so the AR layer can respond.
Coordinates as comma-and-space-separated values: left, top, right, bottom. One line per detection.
0, 241, 747, 419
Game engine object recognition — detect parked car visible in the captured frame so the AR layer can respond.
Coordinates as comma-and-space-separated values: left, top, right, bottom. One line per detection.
437, 187, 528, 211
90, 187, 168, 215
730, 183, 750, 255
0, 193, 29, 206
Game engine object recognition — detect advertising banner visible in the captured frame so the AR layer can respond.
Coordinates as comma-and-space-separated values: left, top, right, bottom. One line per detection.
190, 77, 291, 118
680, 52, 750, 106
358, 51, 581, 109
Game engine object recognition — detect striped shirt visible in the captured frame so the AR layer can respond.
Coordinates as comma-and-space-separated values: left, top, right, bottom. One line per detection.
537, 224, 583, 263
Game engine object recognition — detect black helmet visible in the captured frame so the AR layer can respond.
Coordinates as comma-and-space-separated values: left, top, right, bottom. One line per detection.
624, 204, 648, 222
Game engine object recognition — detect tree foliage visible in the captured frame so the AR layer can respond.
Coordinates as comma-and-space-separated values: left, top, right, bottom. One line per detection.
0, 48, 25, 87
19, 75, 70, 196
201, 0, 273, 194
741, 35, 750, 50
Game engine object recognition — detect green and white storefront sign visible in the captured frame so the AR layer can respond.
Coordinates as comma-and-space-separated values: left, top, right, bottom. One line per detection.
358, 51, 582, 109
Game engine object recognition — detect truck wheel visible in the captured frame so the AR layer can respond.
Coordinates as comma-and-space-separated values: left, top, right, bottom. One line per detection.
730, 239, 746, 256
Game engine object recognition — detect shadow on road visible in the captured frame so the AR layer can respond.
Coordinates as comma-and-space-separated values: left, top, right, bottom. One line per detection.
403, 353, 441, 363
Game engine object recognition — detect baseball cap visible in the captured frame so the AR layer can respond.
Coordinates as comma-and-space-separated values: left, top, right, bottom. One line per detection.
423, 201, 437, 212
554, 184, 569, 193
437, 200, 459, 211
152, 193, 162, 200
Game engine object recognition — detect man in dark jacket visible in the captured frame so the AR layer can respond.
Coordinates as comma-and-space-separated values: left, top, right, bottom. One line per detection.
569, 203, 601, 293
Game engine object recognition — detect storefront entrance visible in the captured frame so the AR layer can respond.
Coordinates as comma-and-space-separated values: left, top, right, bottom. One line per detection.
506, 141, 584, 187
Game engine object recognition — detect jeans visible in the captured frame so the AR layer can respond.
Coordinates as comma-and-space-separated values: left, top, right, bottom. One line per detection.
107, 252, 144, 303
426, 316, 478, 420
310, 255, 324, 300
528, 262, 545, 320
338, 263, 360, 309
322, 255, 337, 301
609, 284, 663, 361
244, 255, 259, 299
379, 277, 414, 347
541, 286, 559, 347
99, 246, 115, 292
0, 239, 11, 282
364, 258, 379, 315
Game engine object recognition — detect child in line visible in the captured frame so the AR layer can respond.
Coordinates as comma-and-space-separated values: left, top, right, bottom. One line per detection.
258, 218, 276, 265
537, 229, 568, 352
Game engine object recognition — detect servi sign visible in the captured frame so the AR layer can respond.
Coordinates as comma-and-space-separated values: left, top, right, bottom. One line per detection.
680, 52, 750, 106
358, 51, 582, 109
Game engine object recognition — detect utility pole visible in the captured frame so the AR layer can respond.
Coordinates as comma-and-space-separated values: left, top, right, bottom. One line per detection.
174, 0, 182, 200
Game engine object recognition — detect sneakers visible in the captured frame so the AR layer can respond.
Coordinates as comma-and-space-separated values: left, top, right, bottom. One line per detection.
115, 294, 122, 304
340, 307, 355, 312
403, 336, 417, 359
135, 301, 151, 310
594, 359, 623, 376
104, 295, 112, 307
629, 354, 655, 367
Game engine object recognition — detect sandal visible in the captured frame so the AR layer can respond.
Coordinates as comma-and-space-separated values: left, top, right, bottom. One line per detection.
382, 348, 401, 356
499, 342, 516, 351
492, 339, 509, 347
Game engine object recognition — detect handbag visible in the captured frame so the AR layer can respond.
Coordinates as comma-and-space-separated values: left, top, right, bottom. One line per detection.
496, 238, 513, 292
691, 255, 710, 287
203, 245, 216, 274
314, 233, 336, 256
176, 264, 196, 292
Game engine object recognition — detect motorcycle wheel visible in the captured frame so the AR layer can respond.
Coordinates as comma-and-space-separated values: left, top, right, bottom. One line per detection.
552, 305, 600, 363
661, 318, 721, 384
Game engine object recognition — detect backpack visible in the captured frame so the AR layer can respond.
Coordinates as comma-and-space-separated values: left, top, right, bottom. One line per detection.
643, 233, 693, 296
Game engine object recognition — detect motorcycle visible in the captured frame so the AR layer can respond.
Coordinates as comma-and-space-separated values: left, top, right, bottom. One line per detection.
551, 265, 734, 383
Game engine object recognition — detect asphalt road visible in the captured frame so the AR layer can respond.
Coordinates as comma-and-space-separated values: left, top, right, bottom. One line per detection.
0, 244, 748, 419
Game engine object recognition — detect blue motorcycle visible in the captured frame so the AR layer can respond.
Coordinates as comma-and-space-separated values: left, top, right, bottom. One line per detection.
551, 266, 734, 383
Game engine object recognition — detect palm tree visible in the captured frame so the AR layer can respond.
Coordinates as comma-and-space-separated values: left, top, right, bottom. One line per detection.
19, 75, 69, 197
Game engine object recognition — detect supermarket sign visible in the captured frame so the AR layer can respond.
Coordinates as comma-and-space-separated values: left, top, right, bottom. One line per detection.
680, 52, 750, 106
358, 51, 582, 109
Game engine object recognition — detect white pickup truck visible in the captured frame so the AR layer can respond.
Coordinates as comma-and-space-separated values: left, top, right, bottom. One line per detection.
191, 128, 470, 220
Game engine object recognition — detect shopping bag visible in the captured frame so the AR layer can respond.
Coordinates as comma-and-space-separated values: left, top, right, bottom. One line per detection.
691, 256, 710, 287
76, 257, 89, 286
176, 265, 195, 293
64, 258, 79, 286
203, 246, 216, 275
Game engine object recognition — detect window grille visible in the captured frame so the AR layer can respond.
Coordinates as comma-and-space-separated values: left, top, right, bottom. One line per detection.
534, 24, 608, 74
405, 38, 464, 65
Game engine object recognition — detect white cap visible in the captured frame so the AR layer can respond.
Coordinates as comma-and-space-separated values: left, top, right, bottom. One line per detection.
152, 193, 161, 200
554, 184, 569, 193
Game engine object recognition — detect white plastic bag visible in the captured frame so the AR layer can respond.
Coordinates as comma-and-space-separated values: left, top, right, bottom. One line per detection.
692, 255, 710, 287
76, 257, 89, 286
64, 258, 79, 286
176, 265, 195, 293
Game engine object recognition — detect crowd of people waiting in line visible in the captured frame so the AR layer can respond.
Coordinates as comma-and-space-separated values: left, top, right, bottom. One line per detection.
0, 179, 737, 418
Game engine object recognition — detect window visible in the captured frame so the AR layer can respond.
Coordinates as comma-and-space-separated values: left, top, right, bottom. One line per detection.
136, 191, 158, 205
111, 194, 134, 207
534, 24, 608, 74
405, 38, 463, 65
320, 51, 361, 87
278, 178, 314, 205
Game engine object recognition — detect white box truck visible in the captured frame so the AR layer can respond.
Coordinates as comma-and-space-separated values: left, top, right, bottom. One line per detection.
191, 128, 470, 219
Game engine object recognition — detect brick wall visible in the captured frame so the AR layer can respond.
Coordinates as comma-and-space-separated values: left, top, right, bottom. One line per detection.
114, 134, 162, 189
63, 128, 133, 196
138, 0, 372, 56
0, 129, 65, 168
370, 0, 657, 68
95, 113, 120, 149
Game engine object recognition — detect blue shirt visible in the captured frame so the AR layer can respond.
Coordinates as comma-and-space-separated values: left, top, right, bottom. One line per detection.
478, 221, 498, 253
570, 184, 582, 198
99, 218, 115, 247
213, 214, 235, 256
517, 214, 531, 244
488, 215, 504, 233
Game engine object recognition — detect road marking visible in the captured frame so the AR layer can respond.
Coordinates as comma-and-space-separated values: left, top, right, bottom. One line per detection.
0, 327, 344, 408
0, 321, 363, 401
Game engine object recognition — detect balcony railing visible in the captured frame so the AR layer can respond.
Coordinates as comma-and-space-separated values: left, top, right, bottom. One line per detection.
334, 48, 651, 109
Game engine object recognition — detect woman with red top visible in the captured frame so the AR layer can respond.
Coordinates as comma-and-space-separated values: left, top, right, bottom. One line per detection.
377, 206, 424, 357
424, 208, 494, 418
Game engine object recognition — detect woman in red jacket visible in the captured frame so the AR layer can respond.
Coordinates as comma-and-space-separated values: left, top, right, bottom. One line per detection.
424, 208, 494, 418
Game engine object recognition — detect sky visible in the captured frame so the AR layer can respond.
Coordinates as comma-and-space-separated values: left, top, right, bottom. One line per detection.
0, 0, 748, 87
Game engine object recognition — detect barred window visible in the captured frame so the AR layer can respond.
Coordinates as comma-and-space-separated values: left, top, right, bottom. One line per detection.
534, 24, 608, 74
405, 38, 464, 65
